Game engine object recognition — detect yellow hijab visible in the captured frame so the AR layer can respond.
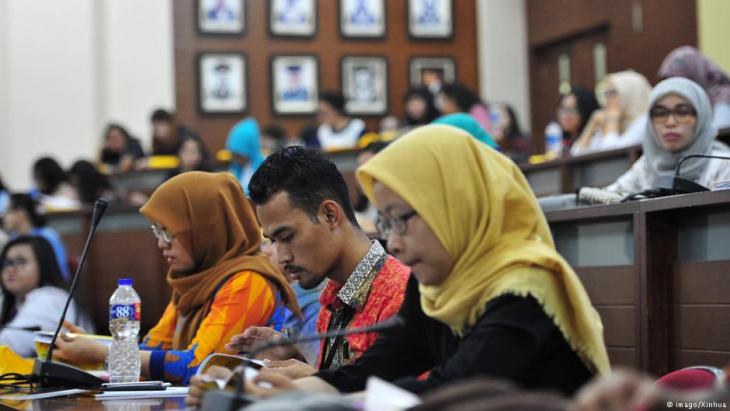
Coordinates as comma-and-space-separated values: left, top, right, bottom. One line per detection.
357, 125, 610, 374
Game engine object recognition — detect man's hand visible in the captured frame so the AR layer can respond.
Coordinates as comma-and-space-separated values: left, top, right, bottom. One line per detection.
185, 365, 234, 408
263, 359, 318, 380
225, 326, 301, 361
245, 369, 300, 399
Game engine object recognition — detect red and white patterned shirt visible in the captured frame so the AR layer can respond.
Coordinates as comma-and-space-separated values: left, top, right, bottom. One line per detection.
316, 241, 410, 369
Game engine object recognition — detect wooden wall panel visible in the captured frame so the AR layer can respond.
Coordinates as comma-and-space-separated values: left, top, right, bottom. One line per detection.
173, 0, 479, 153
527, 0, 697, 143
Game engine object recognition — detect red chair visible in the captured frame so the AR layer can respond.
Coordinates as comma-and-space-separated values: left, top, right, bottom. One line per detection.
656, 366, 725, 391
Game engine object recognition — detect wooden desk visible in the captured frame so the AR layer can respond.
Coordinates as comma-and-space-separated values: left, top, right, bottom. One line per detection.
521, 145, 642, 196
547, 190, 730, 375
2, 394, 187, 410
47, 207, 169, 336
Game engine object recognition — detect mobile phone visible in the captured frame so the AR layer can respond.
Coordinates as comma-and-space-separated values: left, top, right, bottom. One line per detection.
101, 381, 169, 391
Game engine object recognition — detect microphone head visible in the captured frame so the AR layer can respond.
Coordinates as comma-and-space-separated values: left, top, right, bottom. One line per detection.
95, 198, 109, 212
91, 198, 109, 227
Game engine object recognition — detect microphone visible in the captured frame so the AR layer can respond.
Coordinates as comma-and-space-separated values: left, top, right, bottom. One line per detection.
656, 154, 730, 194
32, 198, 109, 388
201, 315, 405, 411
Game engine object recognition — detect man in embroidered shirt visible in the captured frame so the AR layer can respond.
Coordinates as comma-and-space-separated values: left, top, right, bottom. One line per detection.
228, 146, 409, 378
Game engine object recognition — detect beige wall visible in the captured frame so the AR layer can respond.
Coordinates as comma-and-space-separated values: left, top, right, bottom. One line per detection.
477, 0, 531, 132
697, 0, 730, 73
0, 0, 174, 191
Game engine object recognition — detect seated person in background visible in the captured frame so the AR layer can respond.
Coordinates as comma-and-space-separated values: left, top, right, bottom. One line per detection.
606, 77, 730, 193
67, 160, 119, 205
150, 108, 201, 157
433, 113, 498, 149
261, 237, 324, 366
299, 123, 321, 149
3, 194, 70, 281
317, 91, 366, 151
558, 87, 600, 151
572, 70, 651, 155
0, 236, 91, 357
99, 123, 146, 174
437, 82, 491, 134
261, 124, 303, 155
353, 141, 390, 233
226, 118, 265, 195
659, 46, 730, 130
165, 135, 212, 181
0, 174, 9, 216
489, 102, 535, 162
403, 86, 439, 127
31, 157, 78, 210
186, 148, 409, 406
379, 115, 401, 133
223, 125, 609, 400
260, 124, 287, 155
53, 172, 299, 384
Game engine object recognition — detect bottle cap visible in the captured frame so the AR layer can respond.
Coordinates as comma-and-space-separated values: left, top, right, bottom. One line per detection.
118, 278, 133, 286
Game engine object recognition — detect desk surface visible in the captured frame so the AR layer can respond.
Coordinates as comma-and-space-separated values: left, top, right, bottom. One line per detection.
2, 394, 188, 410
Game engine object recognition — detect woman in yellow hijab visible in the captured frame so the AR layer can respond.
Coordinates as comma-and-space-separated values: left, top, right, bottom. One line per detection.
54, 172, 299, 384
235, 124, 609, 399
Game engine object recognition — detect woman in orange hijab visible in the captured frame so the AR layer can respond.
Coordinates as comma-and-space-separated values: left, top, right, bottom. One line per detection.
54, 172, 299, 384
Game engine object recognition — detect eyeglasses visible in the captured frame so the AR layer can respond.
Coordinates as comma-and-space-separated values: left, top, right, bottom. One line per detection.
1, 257, 28, 271
557, 107, 579, 117
603, 88, 618, 98
150, 224, 173, 246
376, 210, 418, 237
650, 105, 697, 123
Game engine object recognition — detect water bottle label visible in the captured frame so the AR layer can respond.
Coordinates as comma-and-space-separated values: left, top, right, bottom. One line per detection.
110, 303, 140, 321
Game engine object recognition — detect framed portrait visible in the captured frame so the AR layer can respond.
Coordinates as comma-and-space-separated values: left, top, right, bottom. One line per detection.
198, 53, 247, 114
341, 56, 388, 115
339, 0, 386, 39
271, 55, 319, 115
269, 0, 317, 38
410, 57, 455, 93
407, 0, 453, 39
197, 0, 245, 35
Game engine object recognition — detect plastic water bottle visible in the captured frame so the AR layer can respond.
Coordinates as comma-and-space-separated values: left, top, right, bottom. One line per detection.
544, 121, 563, 158
108, 278, 141, 383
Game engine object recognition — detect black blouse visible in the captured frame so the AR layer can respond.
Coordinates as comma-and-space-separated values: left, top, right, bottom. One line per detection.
315, 276, 594, 395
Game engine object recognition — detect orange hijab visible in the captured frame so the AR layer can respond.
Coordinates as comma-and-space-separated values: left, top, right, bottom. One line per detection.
140, 172, 299, 348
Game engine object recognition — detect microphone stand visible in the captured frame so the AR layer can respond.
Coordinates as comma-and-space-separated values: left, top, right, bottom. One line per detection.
201, 316, 405, 411
655, 154, 730, 194
31, 199, 108, 388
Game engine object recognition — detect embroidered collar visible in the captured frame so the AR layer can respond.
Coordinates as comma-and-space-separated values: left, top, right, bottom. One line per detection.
333, 241, 387, 311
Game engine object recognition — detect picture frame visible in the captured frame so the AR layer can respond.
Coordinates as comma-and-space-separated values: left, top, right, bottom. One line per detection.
407, 0, 453, 39
339, 0, 386, 39
269, 0, 317, 38
409, 57, 456, 92
341, 56, 388, 115
197, 0, 245, 35
270, 55, 319, 115
198, 52, 247, 114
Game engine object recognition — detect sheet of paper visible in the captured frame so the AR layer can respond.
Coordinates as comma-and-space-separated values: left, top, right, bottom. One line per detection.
364, 376, 420, 411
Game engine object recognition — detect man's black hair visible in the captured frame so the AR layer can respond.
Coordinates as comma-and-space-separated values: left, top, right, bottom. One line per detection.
151, 108, 173, 123
262, 124, 287, 141
318, 91, 346, 115
248, 146, 359, 226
